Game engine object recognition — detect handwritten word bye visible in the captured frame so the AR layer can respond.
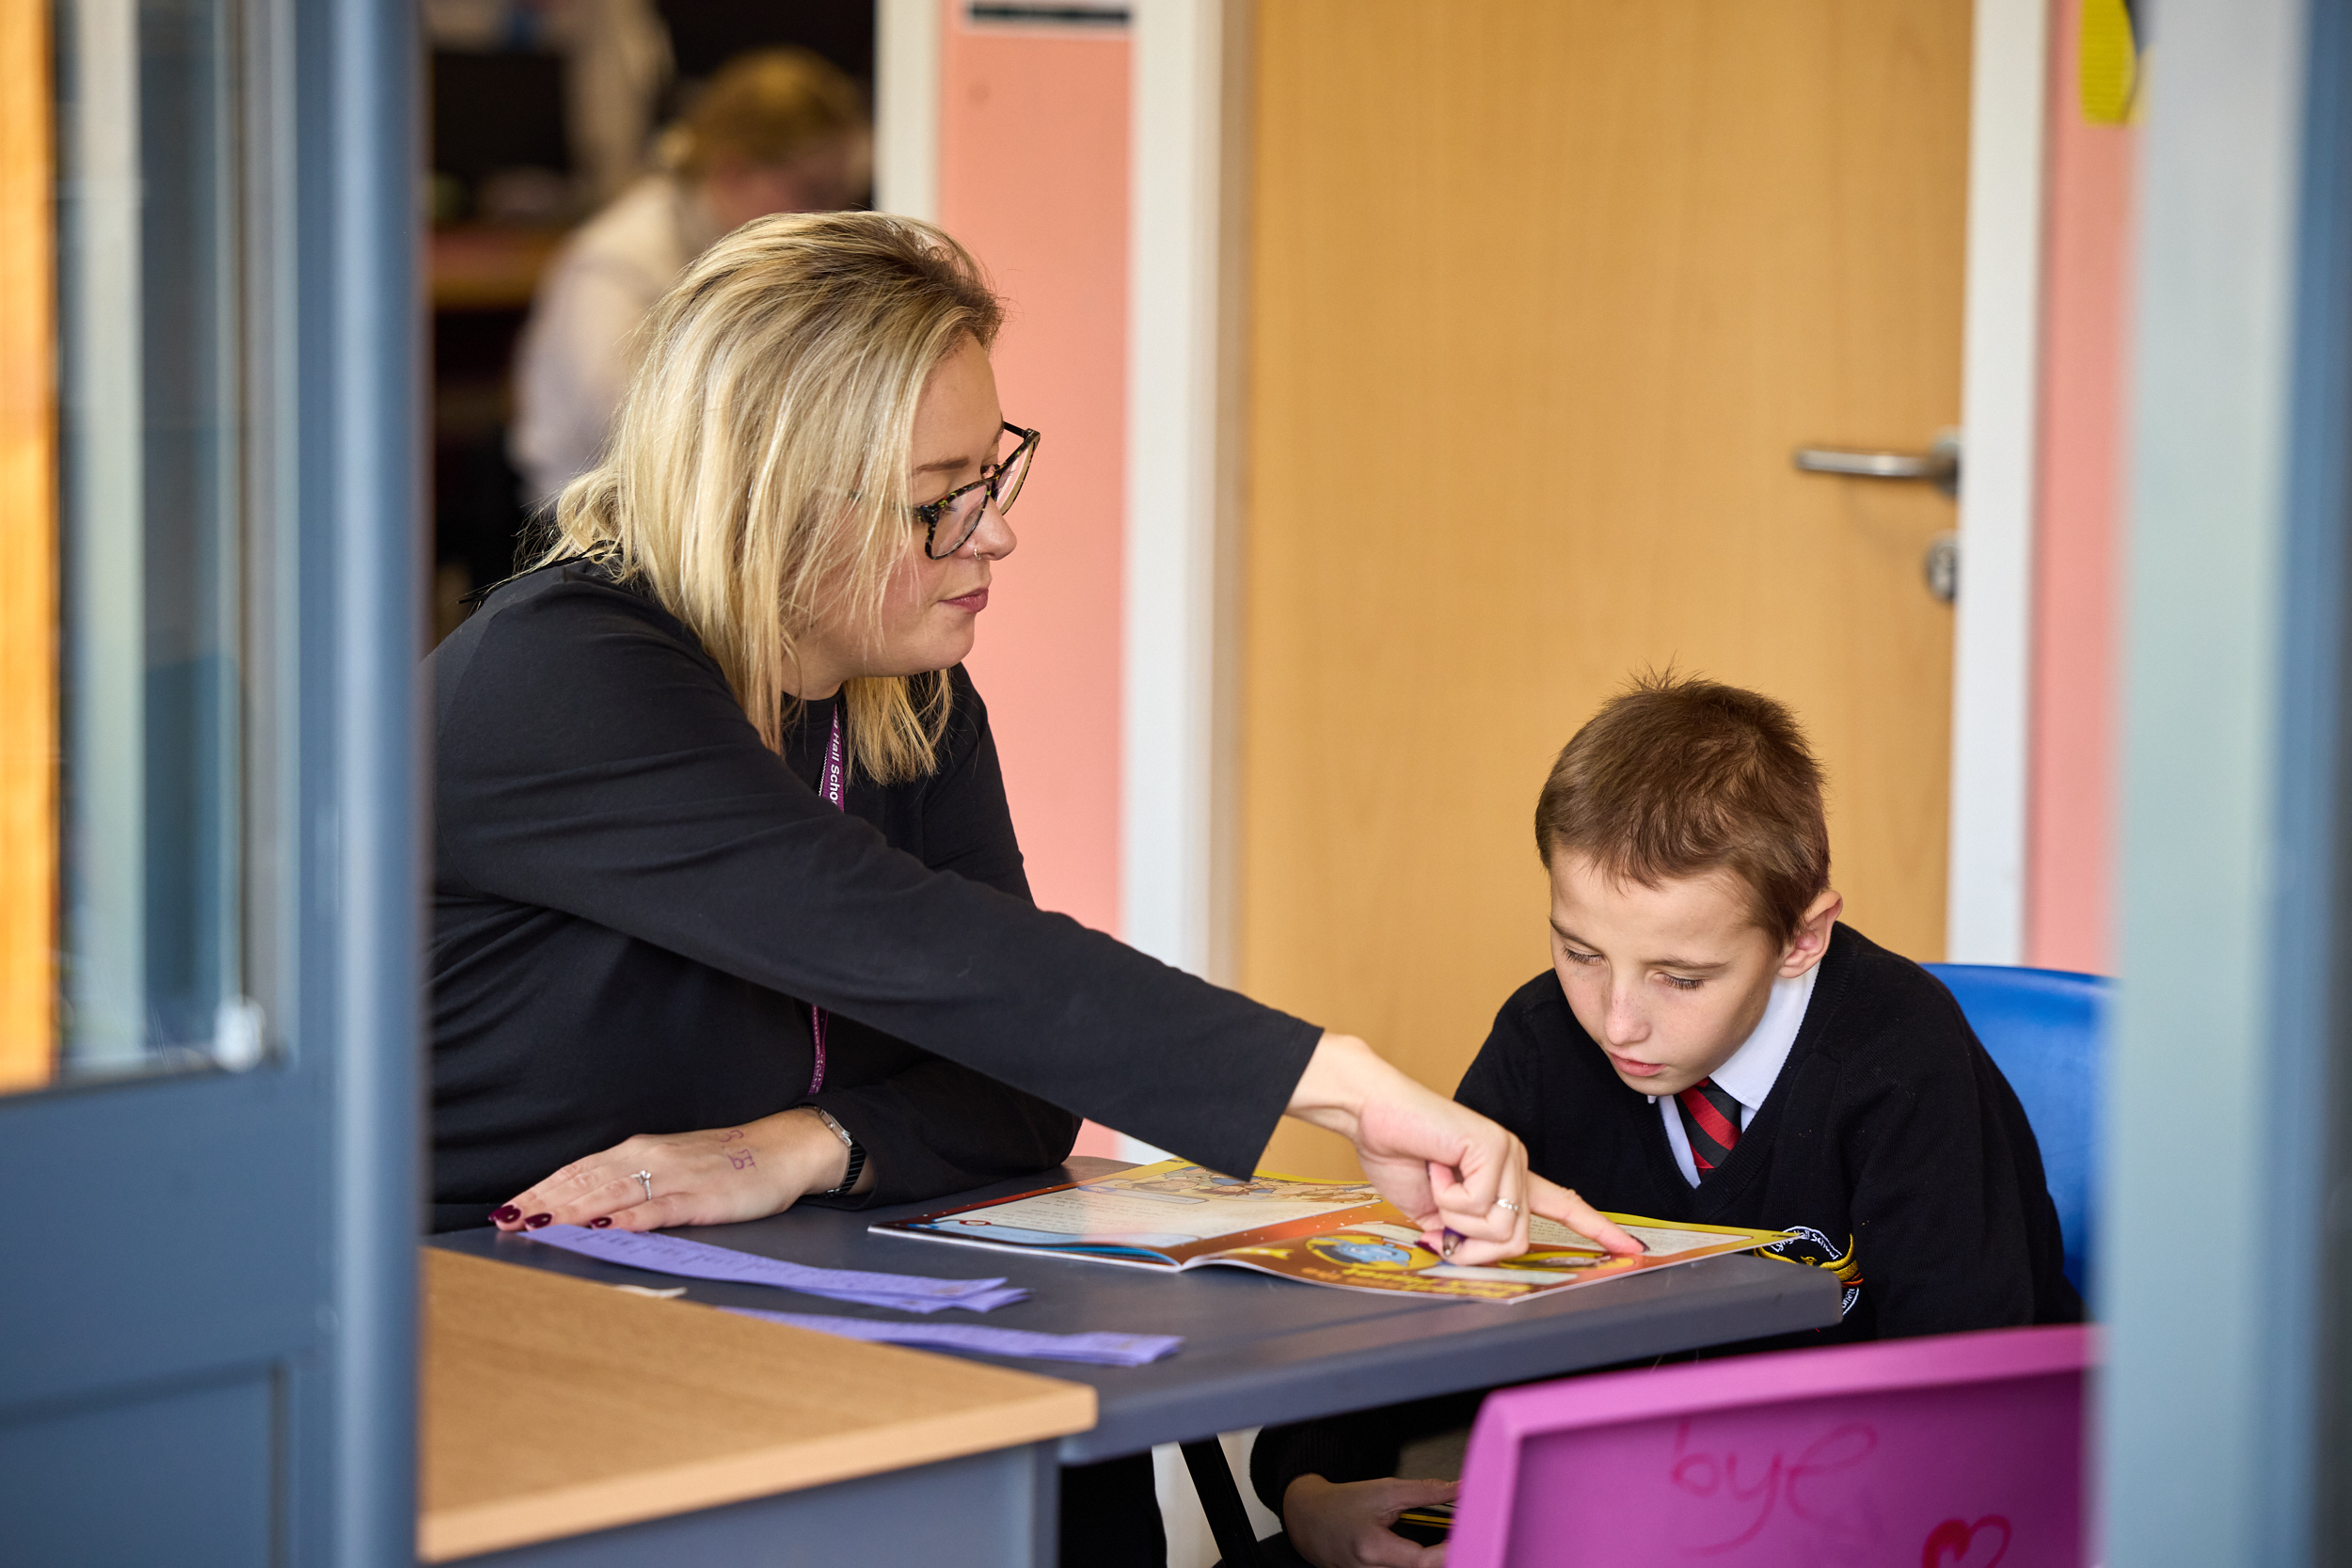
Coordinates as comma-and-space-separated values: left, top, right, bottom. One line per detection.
1667, 1418, 1876, 1552
1663, 1420, 2017, 1564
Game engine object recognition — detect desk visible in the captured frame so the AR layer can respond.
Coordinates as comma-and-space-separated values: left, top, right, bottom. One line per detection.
428, 225, 566, 311
419, 1248, 1094, 1565
431, 1158, 1842, 1561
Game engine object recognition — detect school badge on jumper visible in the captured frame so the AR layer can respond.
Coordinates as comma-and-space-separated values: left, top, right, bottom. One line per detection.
1762, 1225, 1863, 1316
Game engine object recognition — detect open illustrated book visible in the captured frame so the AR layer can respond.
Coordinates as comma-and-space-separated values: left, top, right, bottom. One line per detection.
871, 1159, 1792, 1305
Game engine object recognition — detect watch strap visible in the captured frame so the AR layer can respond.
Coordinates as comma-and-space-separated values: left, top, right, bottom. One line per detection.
810, 1107, 866, 1196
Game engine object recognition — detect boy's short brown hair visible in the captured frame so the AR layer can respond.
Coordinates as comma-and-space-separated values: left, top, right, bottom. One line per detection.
1535, 673, 1830, 943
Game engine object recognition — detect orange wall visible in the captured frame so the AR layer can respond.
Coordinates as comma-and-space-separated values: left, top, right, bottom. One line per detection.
0, 0, 56, 1091
2026, 1, 2136, 974
937, 8, 1129, 942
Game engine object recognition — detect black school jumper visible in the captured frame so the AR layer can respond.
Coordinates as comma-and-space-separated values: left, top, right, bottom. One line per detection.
1249, 923, 2082, 1518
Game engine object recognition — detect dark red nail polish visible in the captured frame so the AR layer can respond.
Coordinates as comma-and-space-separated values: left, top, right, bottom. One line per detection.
489, 1205, 520, 1224
524, 1212, 552, 1229
590, 1216, 612, 1228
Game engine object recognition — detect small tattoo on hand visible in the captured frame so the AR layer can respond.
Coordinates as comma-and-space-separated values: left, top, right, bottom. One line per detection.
728, 1149, 757, 1170
717, 1129, 747, 1144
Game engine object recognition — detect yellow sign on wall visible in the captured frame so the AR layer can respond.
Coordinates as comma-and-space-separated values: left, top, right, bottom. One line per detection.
2081, 0, 2139, 125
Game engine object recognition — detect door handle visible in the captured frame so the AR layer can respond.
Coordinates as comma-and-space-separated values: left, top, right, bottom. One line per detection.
1792, 430, 1961, 497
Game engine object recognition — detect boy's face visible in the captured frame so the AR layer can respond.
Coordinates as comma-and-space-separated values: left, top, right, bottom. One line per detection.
1547, 851, 1840, 1099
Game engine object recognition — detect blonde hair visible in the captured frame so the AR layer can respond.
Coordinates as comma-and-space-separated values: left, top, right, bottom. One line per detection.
543, 212, 1004, 783
667, 49, 868, 183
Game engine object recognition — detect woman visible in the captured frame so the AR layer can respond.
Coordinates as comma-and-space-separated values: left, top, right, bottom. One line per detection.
509, 47, 872, 505
430, 213, 1633, 1560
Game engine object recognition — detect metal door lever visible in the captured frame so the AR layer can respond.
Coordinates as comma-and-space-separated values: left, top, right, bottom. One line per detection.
1792, 430, 1961, 497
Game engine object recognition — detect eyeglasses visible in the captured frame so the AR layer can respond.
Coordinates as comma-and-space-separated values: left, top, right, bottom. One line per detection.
912, 422, 1041, 560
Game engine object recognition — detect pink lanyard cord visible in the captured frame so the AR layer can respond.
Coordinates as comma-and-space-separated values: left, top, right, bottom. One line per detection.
808, 705, 847, 1094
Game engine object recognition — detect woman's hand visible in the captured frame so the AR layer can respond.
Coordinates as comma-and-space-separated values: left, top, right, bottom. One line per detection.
1286, 1033, 1641, 1266
487, 1107, 869, 1233
1282, 1475, 1457, 1568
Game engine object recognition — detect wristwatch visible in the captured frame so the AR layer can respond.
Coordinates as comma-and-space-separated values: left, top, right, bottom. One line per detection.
809, 1107, 867, 1196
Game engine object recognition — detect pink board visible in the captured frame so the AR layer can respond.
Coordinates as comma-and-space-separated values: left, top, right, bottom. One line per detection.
1448, 1325, 2094, 1568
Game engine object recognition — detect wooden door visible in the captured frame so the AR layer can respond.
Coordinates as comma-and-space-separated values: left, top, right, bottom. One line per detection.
1241, 1, 1969, 1178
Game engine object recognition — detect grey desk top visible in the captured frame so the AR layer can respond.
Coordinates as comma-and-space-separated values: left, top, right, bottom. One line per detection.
431, 1158, 1843, 1463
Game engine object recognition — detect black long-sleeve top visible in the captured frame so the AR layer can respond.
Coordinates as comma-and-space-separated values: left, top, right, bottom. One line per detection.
427, 561, 1322, 1231
1251, 923, 2081, 1513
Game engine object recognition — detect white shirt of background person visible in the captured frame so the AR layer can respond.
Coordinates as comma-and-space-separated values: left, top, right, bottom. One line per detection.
511, 173, 714, 507
508, 49, 872, 509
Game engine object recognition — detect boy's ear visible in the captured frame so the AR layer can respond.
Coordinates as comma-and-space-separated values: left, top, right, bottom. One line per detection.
1777, 888, 1843, 978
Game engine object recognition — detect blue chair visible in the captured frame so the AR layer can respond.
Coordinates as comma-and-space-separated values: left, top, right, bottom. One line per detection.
1922, 963, 2108, 1302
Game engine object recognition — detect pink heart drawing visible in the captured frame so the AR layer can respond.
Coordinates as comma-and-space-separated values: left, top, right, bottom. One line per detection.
1921, 1515, 2011, 1568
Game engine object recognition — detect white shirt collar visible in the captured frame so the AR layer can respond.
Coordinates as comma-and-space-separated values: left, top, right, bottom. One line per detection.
1647, 962, 1820, 1116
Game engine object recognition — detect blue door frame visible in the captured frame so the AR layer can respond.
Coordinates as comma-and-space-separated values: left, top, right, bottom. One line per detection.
0, 0, 419, 1562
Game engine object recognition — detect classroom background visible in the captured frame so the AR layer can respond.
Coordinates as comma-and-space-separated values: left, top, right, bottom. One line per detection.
0, 1, 2338, 1564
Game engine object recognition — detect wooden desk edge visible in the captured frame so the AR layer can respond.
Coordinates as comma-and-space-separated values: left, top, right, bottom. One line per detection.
419, 1386, 1091, 1561
419, 1249, 1095, 1562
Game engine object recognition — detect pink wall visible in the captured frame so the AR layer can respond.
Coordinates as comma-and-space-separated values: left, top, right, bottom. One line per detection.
936, 9, 1129, 937
935, 8, 1131, 1156
2026, 2, 2137, 975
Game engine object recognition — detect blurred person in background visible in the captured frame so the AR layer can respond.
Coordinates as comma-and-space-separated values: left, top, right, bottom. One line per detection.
510, 46, 871, 504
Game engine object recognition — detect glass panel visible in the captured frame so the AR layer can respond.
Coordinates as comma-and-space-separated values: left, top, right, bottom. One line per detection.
49, 0, 263, 1084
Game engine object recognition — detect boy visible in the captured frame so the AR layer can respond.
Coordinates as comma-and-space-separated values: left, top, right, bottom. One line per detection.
1252, 674, 2080, 1568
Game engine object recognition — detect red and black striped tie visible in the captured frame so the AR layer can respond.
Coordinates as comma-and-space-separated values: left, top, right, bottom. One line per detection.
1677, 1078, 1743, 1176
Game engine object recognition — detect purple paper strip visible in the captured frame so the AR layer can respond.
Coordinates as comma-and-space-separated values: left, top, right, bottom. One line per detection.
721, 1307, 1184, 1367
952, 1286, 1033, 1313
524, 1226, 1026, 1312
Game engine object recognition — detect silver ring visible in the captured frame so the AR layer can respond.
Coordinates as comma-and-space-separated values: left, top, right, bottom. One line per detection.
632, 1169, 654, 1202
1493, 1197, 1522, 1215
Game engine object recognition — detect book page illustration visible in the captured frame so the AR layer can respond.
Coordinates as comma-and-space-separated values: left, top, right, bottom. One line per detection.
876, 1162, 1791, 1297
1210, 1213, 1793, 1303
885, 1161, 1392, 1264
1528, 1214, 1772, 1258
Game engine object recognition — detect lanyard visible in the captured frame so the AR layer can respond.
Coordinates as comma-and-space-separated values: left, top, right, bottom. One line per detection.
809, 705, 847, 1094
